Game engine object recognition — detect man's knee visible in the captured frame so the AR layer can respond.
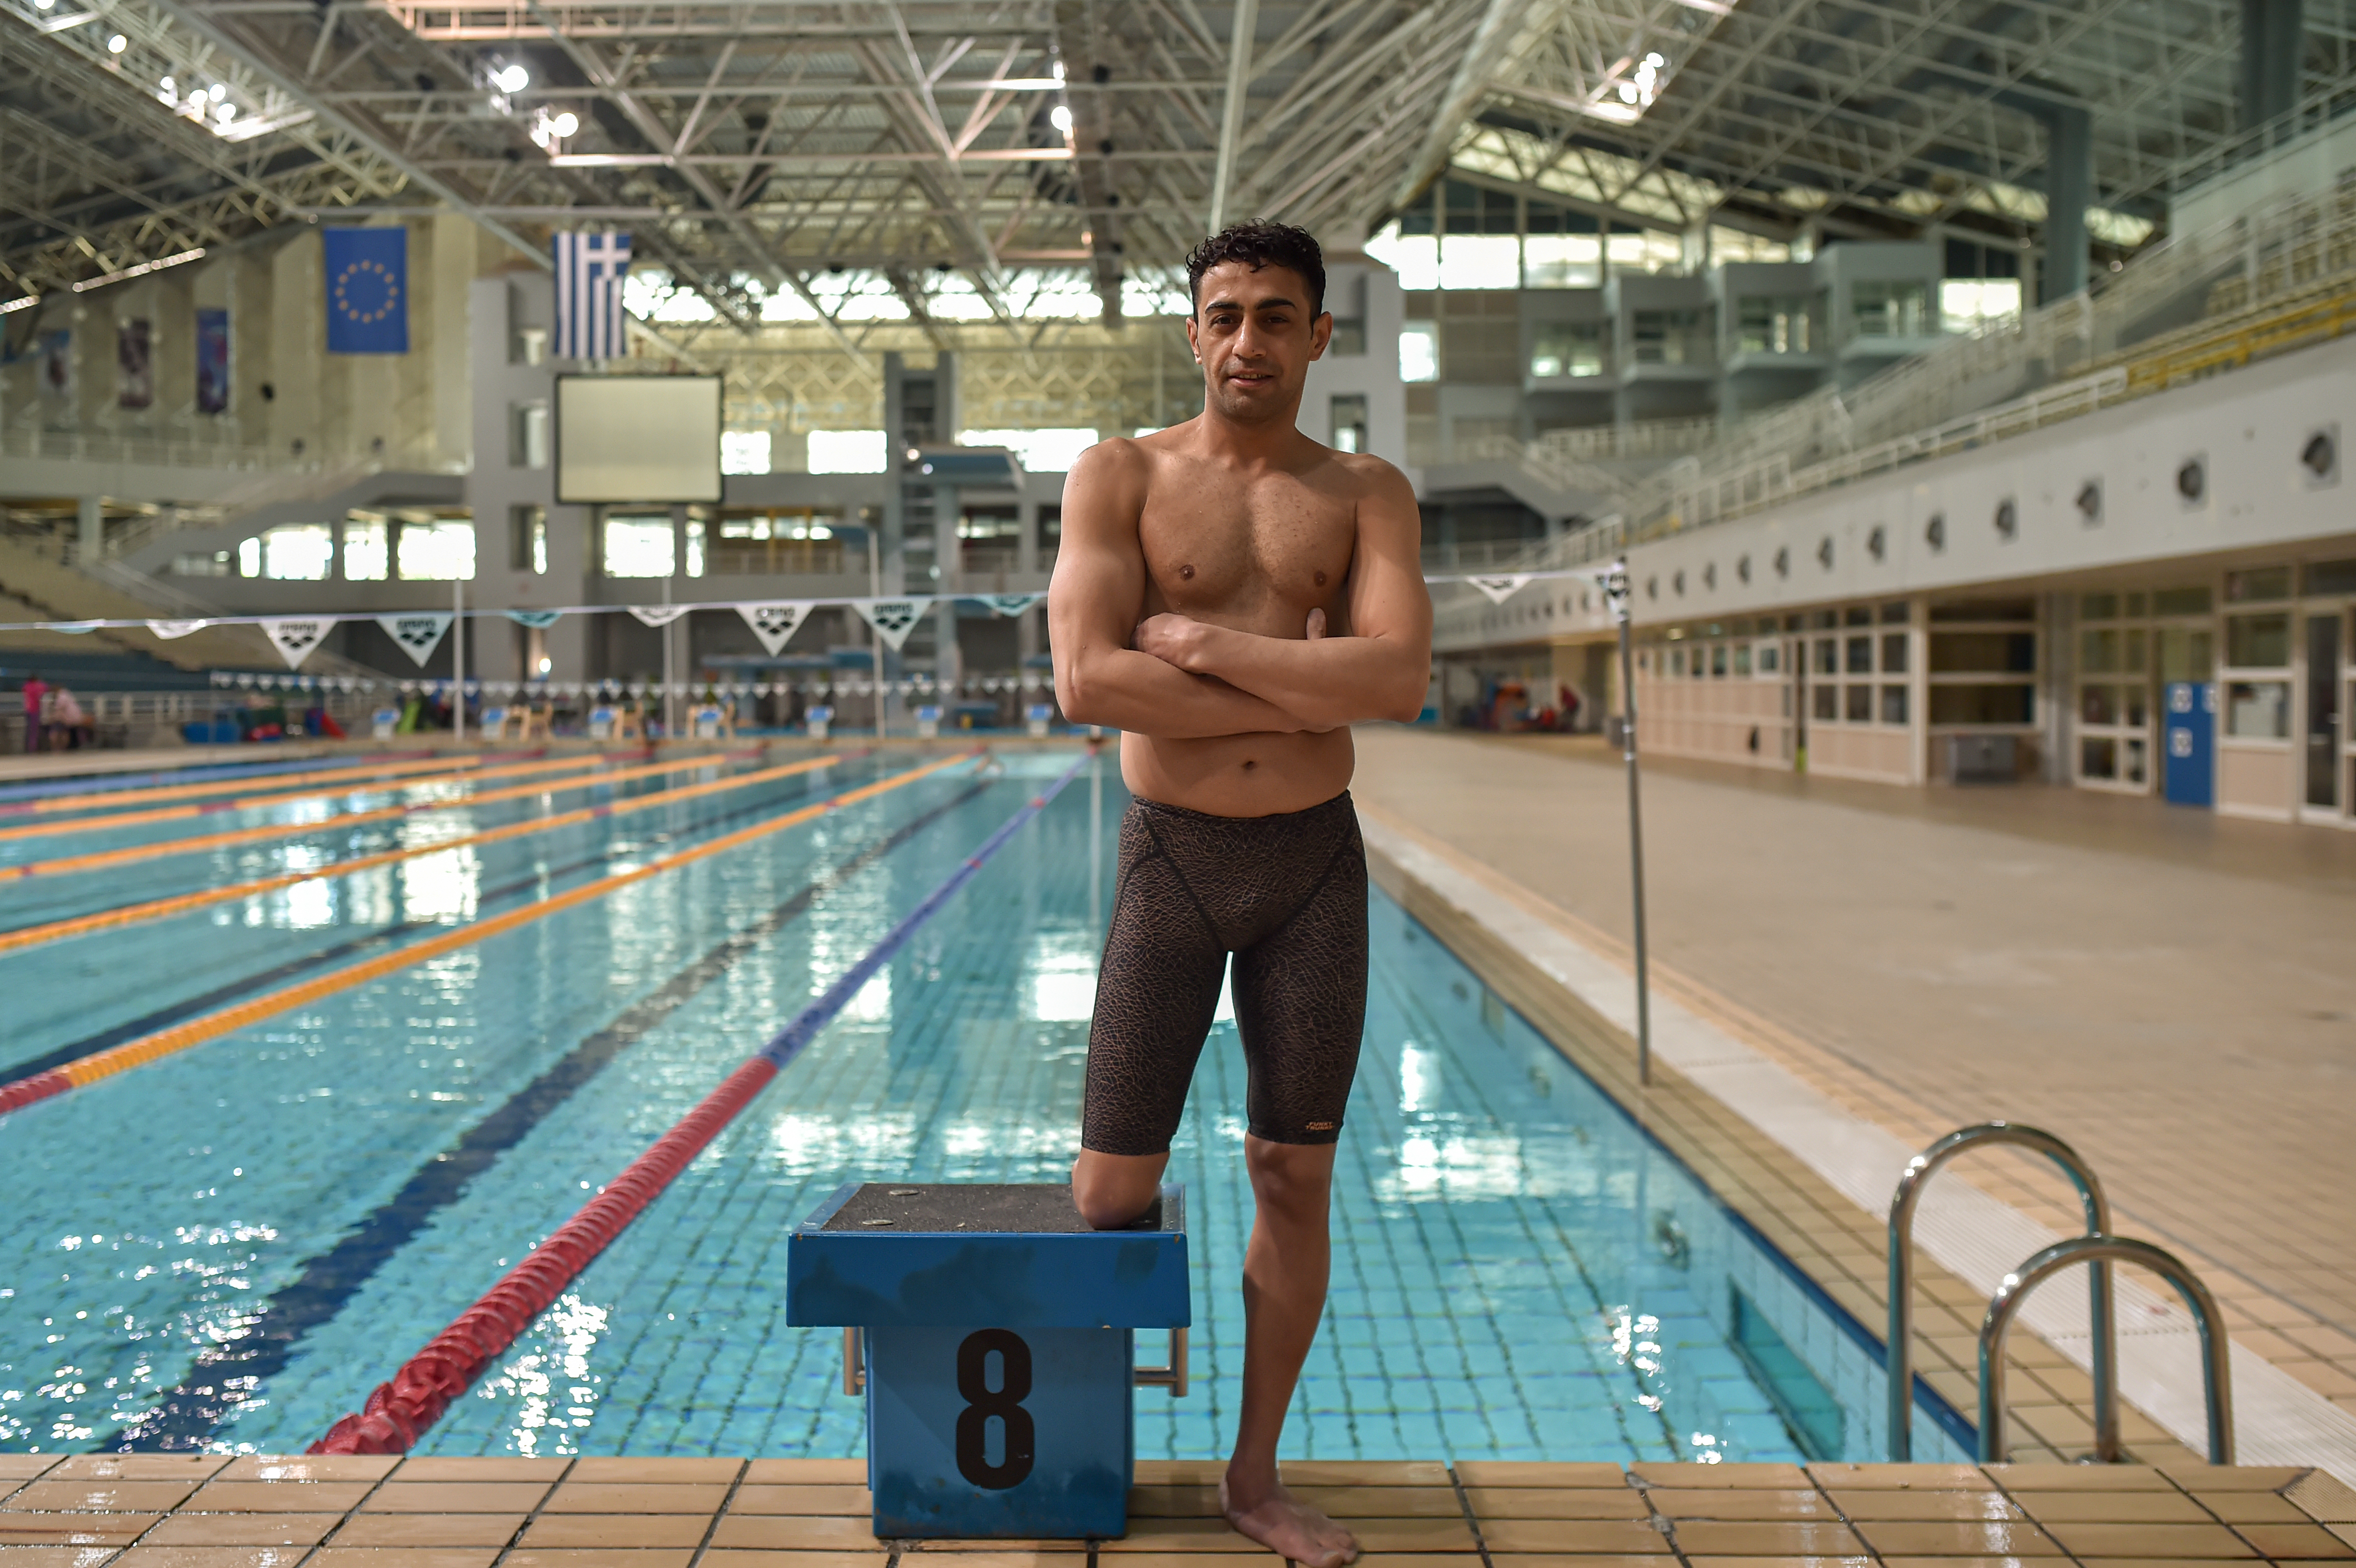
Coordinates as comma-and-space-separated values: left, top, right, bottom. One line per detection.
1244, 1136, 1335, 1222
1071, 1149, 1165, 1230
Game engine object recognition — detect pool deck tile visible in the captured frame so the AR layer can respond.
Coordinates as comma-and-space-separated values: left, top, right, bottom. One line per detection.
137, 1519, 340, 1549
511, 1516, 710, 1549
317, 1520, 522, 1550
1460, 1491, 1652, 1521
4, 1489, 201, 1517
353, 1489, 549, 1517
1642, 1492, 1844, 1521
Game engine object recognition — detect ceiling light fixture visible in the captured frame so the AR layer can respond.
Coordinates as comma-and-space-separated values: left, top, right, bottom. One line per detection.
0, 294, 40, 315
71, 247, 205, 293
493, 62, 528, 93
1050, 104, 1073, 132
106, 32, 126, 52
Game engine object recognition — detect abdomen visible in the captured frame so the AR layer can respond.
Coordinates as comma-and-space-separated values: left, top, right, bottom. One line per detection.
1118, 730, 1355, 817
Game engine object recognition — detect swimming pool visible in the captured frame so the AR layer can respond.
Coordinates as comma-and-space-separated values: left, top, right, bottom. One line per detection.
0, 749, 1967, 1464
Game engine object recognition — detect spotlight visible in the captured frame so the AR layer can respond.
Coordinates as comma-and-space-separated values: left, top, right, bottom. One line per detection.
1050, 104, 1073, 133
107, 33, 128, 53
1644, 51, 1665, 67
551, 110, 578, 136
1617, 82, 1637, 103
493, 62, 529, 93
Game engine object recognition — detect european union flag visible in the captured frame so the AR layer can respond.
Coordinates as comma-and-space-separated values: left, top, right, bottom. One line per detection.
325, 227, 408, 354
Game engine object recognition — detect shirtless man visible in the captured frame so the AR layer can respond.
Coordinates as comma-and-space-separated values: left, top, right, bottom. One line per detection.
1047, 222, 1432, 1568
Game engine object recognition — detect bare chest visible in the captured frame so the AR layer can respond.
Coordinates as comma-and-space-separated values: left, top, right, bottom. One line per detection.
1136, 470, 1357, 617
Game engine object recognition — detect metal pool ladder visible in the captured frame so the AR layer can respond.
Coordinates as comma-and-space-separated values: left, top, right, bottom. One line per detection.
1886, 1122, 2120, 1462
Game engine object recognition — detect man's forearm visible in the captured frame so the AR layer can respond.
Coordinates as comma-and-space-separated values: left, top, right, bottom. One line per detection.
1060, 647, 1307, 739
1181, 627, 1426, 728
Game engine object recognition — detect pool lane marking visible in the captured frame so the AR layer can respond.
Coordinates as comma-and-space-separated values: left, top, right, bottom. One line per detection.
0, 751, 971, 1115
2, 752, 727, 881
0, 752, 846, 957
310, 751, 1084, 1455
1, 764, 849, 1085
0, 751, 482, 815
0, 751, 601, 844
110, 779, 995, 1452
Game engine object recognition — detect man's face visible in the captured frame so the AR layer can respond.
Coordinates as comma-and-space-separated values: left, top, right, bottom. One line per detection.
1185, 261, 1331, 424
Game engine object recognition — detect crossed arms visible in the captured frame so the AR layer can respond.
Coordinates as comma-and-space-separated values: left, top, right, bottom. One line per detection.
1047, 441, 1433, 739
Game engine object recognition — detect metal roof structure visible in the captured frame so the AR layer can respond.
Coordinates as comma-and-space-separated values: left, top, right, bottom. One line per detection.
3, 0, 2349, 317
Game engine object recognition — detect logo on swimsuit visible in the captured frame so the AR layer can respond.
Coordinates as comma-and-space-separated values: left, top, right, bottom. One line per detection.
1305, 1121, 1335, 1132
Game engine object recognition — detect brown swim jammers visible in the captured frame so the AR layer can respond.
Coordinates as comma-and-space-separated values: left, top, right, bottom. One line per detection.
1080, 791, 1368, 1156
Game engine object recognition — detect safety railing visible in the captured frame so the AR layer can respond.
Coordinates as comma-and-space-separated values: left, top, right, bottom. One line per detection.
1980, 1236, 2233, 1465
1886, 1122, 2119, 1463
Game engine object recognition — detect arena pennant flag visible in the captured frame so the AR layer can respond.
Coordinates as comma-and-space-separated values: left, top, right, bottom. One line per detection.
505, 610, 564, 629
737, 601, 814, 657
146, 619, 208, 640
629, 605, 691, 628
260, 617, 331, 670
853, 597, 928, 652
1466, 574, 1534, 604
376, 612, 454, 667
978, 593, 1045, 617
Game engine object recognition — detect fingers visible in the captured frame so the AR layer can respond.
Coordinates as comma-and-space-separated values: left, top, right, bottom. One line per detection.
1305, 607, 1327, 640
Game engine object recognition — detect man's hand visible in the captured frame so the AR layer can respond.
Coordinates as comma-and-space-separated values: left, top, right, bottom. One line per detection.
1136, 609, 1339, 730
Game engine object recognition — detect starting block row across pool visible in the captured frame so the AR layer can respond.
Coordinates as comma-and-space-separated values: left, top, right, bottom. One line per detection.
786, 1182, 1190, 1540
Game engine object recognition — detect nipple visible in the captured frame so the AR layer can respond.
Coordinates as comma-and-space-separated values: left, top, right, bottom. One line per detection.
1314, 570, 1328, 586
1179, 564, 1195, 580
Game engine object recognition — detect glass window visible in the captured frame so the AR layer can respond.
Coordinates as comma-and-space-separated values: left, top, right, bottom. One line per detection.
1757, 642, 1781, 674
1845, 635, 1873, 674
2081, 737, 2118, 779
1812, 684, 1838, 721
1929, 684, 2035, 724
343, 518, 388, 581
1813, 638, 1838, 675
1851, 279, 1930, 338
1691, 645, 1708, 679
1736, 295, 1815, 354
720, 430, 772, 475
260, 524, 333, 581
1528, 322, 1606, 378
511, 505, 547, 574
2153, 586, 2212, 616
1881, 685, 1909, 725
2124, 683, 2149, 726
395, 521, 475, 581
1880, 632, 1909, 674
807, 430, 888, 473
2159, 628, 2214, 683
1931, 632, 2037, 673
1930, 598, 2035, 622
2226, 680, 2290, 738
2124, 628, 2147, 672
1670, 646, 1686, 676
1880, 600, 1910, 624
2225, 566, 2292, 603
685, 517, 705, 577
1844, 684, 1873, 723
603, 515, 675, 577
1629, 309, 1709, 365
2305, 558, 2356, 596
237, 537, 259, 576
2079, 592, 2118, 621
2081, 685, 2117, 726
2225, 612, 2291, 668
1809, 610, 1837, 630
1399, 322, 1440, 382
1734, 643, 1752, 676
2082, 628, 2119, 673
2125, 592, 2148, 618
1844, 606, 1873, 626
1711, 644, 1728, 677
1330, 395, 1369, 454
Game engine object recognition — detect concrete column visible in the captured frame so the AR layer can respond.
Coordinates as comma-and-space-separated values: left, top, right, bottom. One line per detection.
1015, 498, 1039, 576
2041, 104, 2092, 302
77, 496, 103, 560
2241, 0, 2305, 132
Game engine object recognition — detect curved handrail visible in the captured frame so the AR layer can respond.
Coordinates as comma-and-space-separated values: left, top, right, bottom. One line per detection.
1887, 1122, 2119, 1461
1980, 1236, 2233, 1465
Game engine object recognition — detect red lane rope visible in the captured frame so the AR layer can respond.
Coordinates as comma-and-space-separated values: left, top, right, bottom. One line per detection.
309, 751, 1089, 1455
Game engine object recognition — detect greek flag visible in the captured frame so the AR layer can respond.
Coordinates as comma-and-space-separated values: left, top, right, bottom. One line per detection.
553, 229, 631, 359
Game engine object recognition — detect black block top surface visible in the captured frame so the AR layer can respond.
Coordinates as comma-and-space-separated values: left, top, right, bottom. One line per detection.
821, 1182, 1162, 1234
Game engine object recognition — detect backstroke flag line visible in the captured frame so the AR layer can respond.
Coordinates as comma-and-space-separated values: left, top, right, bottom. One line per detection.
555, 230, 632, 359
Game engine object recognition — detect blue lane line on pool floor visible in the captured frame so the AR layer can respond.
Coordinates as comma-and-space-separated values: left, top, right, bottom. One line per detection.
0, 750, 460, 806
104, 780, 993, 1453
0, 768, 840, 1083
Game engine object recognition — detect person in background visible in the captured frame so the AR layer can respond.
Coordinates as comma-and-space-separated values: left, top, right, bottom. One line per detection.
20, 671, 46, 752
48, 686, 93, 750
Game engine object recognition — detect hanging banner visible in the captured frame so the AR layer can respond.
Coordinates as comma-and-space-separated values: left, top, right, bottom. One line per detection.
505, 609, 564, 629
117, 319, 153, 409
737, 601, 814, 657
977, 593, 1045, 617
853, 597, 928, 652
629, 604, 691, 628
260, 617, 331, 669
196, 307, 230, 414
376, 612, 453, 666
147, 619, 208, 640
1466, 574, 1533, 604
324, 227, 409, 355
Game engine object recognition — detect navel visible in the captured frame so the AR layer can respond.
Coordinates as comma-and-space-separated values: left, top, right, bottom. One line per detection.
1242, 759, 1256, 771
1179, 564, 1195, 580
1314, 570, 1327, 586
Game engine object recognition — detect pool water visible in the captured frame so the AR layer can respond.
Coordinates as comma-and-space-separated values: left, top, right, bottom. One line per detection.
0, 751, 1966, 1464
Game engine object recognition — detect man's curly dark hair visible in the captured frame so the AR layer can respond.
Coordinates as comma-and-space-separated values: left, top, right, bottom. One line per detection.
1184, 221, 1325, 319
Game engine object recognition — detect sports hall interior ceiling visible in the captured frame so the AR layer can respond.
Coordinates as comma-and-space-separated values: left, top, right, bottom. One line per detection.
2, 0, 2351, 326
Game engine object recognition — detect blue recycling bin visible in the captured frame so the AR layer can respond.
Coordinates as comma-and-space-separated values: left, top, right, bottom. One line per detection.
787, 1183, 1189, 1539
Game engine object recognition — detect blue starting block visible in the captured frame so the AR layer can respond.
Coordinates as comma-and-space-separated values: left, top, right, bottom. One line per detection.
786, 1182, 1189, 1539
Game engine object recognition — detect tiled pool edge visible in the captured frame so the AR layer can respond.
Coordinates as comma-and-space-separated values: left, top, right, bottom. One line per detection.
1358, 816, 2195, 1471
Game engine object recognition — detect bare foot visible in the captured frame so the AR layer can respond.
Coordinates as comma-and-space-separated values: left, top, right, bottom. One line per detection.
1221, 1473, 1360, 1567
